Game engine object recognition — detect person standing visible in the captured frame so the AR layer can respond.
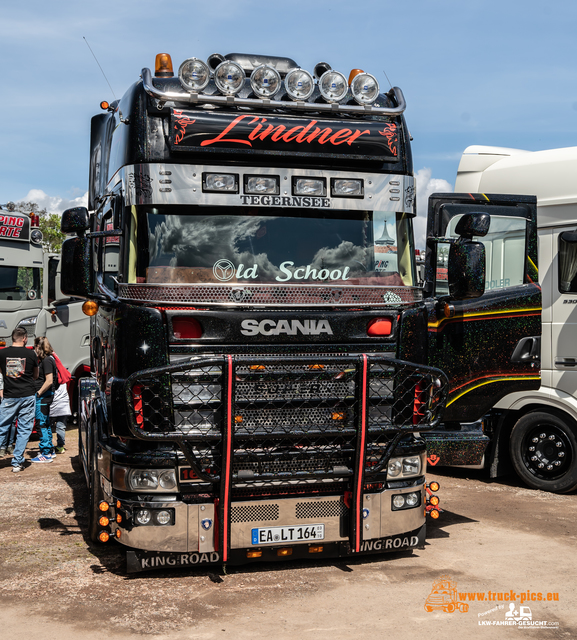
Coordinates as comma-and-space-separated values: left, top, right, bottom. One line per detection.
49, 372, 71, 454
30, 336, 57, 463
0, 327, 39, 472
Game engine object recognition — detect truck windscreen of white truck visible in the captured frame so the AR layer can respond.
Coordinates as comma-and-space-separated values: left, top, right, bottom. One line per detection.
127, 206, 416, 287
0, 266, 41, 301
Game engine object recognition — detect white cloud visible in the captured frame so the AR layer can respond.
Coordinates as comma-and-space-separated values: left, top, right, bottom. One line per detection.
20, 189, 88, 215
414, 168, 453, 250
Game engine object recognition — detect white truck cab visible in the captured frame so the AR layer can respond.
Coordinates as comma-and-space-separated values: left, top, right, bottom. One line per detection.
455, 145, 577, 492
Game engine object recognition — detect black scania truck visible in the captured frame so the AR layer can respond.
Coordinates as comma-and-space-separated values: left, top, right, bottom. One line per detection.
60, 52, 540, 572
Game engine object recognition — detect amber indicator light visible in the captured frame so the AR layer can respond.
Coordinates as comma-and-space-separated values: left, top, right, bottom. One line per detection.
155, 53, 174, 77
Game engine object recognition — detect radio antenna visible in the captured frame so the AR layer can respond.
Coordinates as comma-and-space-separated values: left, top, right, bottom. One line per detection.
382, 69, 393, 90
83, 36, 117, 102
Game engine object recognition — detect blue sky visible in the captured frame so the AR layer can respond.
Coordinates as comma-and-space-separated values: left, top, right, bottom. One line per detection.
2, 0, 576, 241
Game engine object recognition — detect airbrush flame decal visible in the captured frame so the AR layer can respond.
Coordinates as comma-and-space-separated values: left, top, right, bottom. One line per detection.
174, 109, 196, 145
378, 123, 398, 156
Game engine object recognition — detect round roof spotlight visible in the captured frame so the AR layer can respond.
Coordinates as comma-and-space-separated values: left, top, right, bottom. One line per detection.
351, 72, 380, 105
178, 58, 211, 92
214, 60, 245, 95
318, 70, 348, 103
285, 68, 315, 101
250, 65, 281, 98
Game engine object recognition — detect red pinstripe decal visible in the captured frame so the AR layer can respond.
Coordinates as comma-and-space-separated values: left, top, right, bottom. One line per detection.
355, 354, 368, 553
222, 355, 233, 562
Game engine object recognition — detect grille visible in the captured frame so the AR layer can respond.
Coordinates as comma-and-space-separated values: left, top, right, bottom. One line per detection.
118, 283, 421, 307
126, 355, 448, 487
295, 500, 348, 519
231, 504, 280, 523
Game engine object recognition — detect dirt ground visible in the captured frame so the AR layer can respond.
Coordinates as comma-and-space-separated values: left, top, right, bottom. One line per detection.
0, 428, 575, 640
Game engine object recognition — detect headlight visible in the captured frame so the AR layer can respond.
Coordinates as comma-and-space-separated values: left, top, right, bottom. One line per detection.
387, 455, 422, 479
250, 65, 281, 98
178, 57, 211, 92
214, 60, 245, 95
318, 70, 348, 102
18, 316, 38, 327
285, 68, 315, 101
128, 469, 158, 490
115, 467, 178, 493
387, 459, 402, 477
350, 72, 379, 105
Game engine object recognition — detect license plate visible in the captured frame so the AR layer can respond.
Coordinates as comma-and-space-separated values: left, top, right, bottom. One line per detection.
251, 524, 324, 545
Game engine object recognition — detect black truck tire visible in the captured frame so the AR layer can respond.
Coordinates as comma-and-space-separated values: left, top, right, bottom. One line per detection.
509, 411, 577, 493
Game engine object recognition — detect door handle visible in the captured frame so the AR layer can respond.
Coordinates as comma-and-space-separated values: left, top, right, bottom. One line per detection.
511, 336, 540, 363
555, 358, 577, 367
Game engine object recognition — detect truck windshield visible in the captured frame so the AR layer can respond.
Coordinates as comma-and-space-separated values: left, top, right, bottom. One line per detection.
128, 206, 416, 286
0, 266, 41, 301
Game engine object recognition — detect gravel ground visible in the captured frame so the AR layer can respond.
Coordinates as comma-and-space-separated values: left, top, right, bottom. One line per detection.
1, 428, 575, 639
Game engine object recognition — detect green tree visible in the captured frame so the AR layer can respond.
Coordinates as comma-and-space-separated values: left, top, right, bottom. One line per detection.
7, 200, 67, 253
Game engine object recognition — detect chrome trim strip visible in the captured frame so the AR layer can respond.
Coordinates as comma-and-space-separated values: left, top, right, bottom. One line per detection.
141, 68, 406, 116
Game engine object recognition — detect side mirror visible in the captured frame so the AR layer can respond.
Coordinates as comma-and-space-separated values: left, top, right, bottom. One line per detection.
448, 241, 486, 299
61, 207, 90, 235
60, 236, 93, 298
454, 212, 490, 239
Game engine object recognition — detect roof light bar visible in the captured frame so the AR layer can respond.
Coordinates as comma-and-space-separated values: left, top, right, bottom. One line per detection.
142, 65, 407, 115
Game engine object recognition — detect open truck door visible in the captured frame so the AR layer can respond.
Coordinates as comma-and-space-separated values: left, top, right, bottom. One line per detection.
422, 193, 541, 468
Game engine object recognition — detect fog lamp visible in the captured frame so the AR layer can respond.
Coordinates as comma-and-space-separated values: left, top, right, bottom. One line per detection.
245, 176, 279, 195
405, 492, 419, 507
350, 72, 379, 105
332, 179, 363, 197
318, 70, 348, 102
135, 509, 152, 525
293, 177, 325, 196
392, 495, 405, 509
285, 68, 315, 101
250, 65, 281, 98
179, 58, 211, 92
214, 61, 245, 95
156, 510, 172, 525
203, 173, 238, 192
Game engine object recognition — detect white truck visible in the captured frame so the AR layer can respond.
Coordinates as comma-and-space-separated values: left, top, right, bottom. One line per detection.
451, 145, 577, 493
0, 204, 90, 397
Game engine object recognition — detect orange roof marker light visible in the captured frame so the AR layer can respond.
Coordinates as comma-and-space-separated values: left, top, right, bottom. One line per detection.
155, 53, 174, 78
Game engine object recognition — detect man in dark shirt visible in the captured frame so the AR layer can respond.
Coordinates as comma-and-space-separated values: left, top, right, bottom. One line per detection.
0, 327, 39, 472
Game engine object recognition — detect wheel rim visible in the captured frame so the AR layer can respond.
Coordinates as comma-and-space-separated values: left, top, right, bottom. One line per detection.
521, 422, 574, 481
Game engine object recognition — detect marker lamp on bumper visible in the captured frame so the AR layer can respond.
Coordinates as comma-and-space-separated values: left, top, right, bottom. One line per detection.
387, 455, 422, 479
112, 466, 178, 493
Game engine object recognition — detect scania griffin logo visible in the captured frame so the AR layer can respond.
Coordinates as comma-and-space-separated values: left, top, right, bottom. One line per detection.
213, 259, 236, 282
240, 319, 333, 336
